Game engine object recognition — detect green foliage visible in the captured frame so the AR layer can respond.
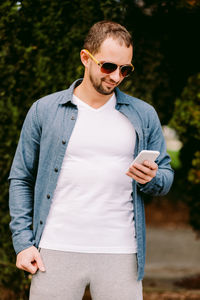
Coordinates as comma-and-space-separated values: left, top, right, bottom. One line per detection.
170, 74, 200, 143
0, 98, 24, 294
167, 150, 182, 170
188, 151, 200, 184
170, 73, 200, 232
119, 0, 200, 123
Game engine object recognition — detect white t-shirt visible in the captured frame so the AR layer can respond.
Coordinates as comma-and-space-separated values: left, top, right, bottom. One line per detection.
39, 93, 137, 253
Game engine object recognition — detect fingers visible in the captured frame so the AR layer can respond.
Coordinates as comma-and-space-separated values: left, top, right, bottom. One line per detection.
126, 170, 151, 184
22, 261, 38, 274
35, 252, 46, 272
126, 160, 158, 184
143, 160, 158, 170
16, 246, 46, 274
16, 258, 38, 274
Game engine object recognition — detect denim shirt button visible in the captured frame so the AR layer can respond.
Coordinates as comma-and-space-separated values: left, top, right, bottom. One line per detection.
54, 168, 58, 172
71, 115, 75, 120
40, 220, 43, 225
62, 140, 66, 145
47, 194, 50, 199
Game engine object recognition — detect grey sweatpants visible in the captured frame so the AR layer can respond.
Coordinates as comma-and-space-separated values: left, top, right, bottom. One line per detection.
29, 248, 143, 300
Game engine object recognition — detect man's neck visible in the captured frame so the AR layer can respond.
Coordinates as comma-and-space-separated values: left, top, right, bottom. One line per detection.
74, 78, 114, 109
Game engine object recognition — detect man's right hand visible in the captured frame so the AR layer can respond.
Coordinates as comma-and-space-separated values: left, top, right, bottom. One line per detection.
16, 246, 46, 274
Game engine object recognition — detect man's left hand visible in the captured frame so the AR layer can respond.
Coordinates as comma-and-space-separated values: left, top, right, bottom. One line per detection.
126, 160, 158, 185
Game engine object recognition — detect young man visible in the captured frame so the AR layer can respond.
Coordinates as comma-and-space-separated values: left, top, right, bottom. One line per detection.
9, 21, 174, 299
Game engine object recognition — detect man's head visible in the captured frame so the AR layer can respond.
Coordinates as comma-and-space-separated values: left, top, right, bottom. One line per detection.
83, 20, 133, 55
81, 21, 133, 96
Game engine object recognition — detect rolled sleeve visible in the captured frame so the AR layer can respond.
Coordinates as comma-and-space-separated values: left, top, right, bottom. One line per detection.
137, 107, 174, 196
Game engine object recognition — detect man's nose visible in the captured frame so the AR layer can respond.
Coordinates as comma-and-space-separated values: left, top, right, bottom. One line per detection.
109, 67, 122, 82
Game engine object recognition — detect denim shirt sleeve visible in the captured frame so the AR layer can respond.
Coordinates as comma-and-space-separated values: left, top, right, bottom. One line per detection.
8, 101, 41, 254
137, 107, 174, 196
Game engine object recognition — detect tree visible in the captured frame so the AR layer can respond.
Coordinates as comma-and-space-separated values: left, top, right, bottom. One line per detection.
170, 73, 200, 233
120, 0, 200, 123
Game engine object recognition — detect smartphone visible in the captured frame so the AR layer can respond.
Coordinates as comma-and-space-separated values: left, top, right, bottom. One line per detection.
130, 150, 160, 166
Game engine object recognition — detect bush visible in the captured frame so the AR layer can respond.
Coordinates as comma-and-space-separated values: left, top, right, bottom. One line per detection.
170, 73, 200, 233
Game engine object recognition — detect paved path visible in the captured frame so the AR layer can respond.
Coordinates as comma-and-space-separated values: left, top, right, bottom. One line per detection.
145, 226, 200, 280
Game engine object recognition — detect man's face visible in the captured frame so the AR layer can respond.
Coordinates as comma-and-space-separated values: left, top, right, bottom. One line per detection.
87, 38, 133, 95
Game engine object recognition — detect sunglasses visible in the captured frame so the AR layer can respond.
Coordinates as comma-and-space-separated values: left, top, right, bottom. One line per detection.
84, 49, 134, 78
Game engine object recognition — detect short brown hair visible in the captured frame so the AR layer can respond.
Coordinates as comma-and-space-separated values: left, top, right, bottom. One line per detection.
83, 20, 133, 54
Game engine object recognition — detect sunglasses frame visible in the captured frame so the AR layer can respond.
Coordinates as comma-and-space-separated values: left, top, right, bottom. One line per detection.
83, 49, 134, 78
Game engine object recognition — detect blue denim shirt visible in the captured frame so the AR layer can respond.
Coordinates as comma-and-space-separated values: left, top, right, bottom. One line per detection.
9, 79, 174, 280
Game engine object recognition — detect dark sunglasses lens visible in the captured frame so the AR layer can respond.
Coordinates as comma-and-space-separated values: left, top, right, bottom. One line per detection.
101, 63, 118, 74
121, 66, 133, 77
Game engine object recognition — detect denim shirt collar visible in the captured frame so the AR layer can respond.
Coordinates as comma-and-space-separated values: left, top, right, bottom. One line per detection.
59, 78, 131, 106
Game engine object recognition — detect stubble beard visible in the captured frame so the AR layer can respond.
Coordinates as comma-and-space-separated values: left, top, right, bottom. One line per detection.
89, 73, 117, 95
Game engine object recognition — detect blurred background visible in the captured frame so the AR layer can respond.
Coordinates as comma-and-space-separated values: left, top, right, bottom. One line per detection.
0, 0, 200, 299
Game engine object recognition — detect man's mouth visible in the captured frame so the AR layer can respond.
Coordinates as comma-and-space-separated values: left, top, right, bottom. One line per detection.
103, 80, 117, 87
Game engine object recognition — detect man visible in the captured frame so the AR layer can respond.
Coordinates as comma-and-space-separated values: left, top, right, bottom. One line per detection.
9, 21, 174, 299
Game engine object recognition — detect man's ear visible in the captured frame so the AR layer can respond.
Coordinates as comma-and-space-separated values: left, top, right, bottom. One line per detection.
80, 50, 89, 67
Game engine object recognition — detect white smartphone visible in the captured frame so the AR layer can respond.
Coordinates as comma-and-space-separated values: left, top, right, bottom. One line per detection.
130, 150, 160, 166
